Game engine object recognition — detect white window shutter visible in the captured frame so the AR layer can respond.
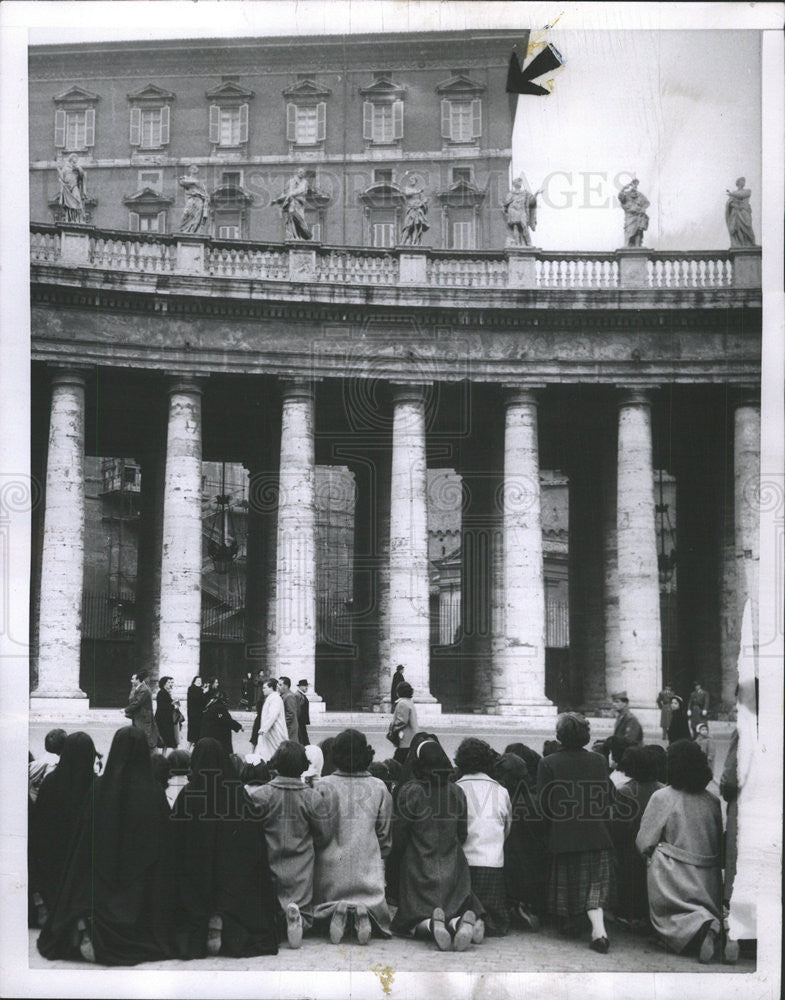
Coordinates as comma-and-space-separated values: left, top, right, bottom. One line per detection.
393, 100, 404, 140
239, 103, 249, 143
209, 104, 220, 144
157, 210, 167, 232
441, 99, 451, 139
362, 101, 373, 140
286, 103, 297, 142
54, 109, 66, 148
316, 101, 326, 142
160, 105, 170, 145
129, 211, 140, 232
84, 108, 95, 147
471, 98, 482, 138
129, 107, 141, 146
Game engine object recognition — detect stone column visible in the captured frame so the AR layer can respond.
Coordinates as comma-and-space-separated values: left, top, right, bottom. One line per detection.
275, 380, 321, 703
616, 389, 661, 710
158, 378, 204, 698
33, 368, 89, 712
389, 385, 436, 704
135, 438, 166, 678
245, 451, 279, 674
603, 425, 622, 699
734, 395, 760, 664
498, 388, 552, 713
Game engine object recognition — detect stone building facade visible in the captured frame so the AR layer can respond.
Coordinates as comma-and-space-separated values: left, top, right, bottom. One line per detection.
28, 32, 761, 721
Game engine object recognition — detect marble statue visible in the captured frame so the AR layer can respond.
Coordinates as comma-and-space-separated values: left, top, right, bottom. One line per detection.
618, 178, 650, 248
177, 165, 210, 234
274, 168, 312, 240
400, 177, 430, 246
503, 177, 540, 247
57, 154, 87, 224
725, 178, 756, 247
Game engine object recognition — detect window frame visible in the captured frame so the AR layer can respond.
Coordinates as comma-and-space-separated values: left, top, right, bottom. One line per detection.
55, 108, 96, 152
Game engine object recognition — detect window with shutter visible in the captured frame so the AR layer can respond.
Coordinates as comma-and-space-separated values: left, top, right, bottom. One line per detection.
128, 211, 140, 232
239, 103, 249, 143
54, 109, 66, 148
362, 101, 374, 140
392, 100, 404, 140
316, 102, 326, 142
84, 108, 95, 147
286, 103, 297, 142
160, 105, 170, 145
209, 104, 221, 144
157, 210, 167, 233
440, 99, 451, 139
129, 107, 142, 146
471, 98, 482, 138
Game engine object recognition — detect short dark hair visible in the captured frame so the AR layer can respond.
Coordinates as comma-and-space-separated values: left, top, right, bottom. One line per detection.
543, 739, 563, 757
44, 728, 67, 755
158, 675, 172, 690
279, 676, 291, 689
619, 745, 658, 782
666, 739, 713, 792
166, 749, 191, 775
264, 677, 278, 691
332, 728, 374, 773
136, 669, 149, 682
396, 681, 413, 699
270, 740, 309, 778
454, 737, 499, 777
555, 712, 591, 750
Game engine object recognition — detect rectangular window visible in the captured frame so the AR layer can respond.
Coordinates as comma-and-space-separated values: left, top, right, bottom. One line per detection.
138, 214, 163, 233
140, 109, 162, 148
217, 224, 241, 239
452, 221, 475, 250
441, 98, 482, 142
452, 167, 472, 183
65, 111, 86, 150
372, 222, 396, 248
138, 169, 163, 190
220, 108, 241, 146
55, 107, 95, 150
296, 106, 318, 144
374, 168, 393, 184
372, 104, 393, 143
220, 170, 243, 187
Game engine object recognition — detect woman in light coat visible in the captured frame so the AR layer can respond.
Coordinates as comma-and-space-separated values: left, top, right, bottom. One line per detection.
254, 679, 288, 763
390, 682, 418, 764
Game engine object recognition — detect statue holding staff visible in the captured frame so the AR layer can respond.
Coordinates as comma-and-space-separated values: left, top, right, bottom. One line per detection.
618, 178, 650, 247
400, 176, 430, 247
57, 153, 87, 224
177, 165, 210, 234
725, 178, 756, 247
503, 176, 541, 247
273, 167, 312, 240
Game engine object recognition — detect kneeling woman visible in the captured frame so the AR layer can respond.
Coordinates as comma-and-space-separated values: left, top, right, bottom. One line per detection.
390, 739, 483, 951
170, 737, 280, 958
635, 739, 723, 963
37, 727, 175, 965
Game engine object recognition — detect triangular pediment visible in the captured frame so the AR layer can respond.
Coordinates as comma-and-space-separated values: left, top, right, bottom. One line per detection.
205, 80, 255, 101
359, 76, 405, 98
122, 187, 173, 207
438, 178, 485, 206
282, 78, 332, 99
436, 73, 484, 95
127, 83, 175, 103
53, 85, 99, 104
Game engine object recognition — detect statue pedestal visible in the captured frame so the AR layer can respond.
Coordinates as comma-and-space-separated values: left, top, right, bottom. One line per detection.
729, 247, 761, 288
617, 247, 650, 289
398, 251, 427, 285
287, 245, 317, 281
507, 247, 540, 289
59, 224, 93, 266
175, 234, 209, 275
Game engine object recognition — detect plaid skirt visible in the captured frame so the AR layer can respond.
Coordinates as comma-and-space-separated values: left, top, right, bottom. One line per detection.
547, 849, 616, 918
469, 866, 509, 936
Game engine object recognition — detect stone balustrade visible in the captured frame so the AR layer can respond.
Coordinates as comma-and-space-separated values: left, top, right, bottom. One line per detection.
31, 223, 760, 292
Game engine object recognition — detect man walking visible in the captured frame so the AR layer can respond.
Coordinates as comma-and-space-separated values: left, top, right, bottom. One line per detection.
279, 676, 300, 742
125, 669, 160, 752
687, 681, 710, 738
610, 691, 644, 749
294, 679, 311, 746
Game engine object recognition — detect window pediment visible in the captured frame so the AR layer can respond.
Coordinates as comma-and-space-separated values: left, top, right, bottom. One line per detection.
282, 78, 332, 101
438, 179, 485, 207
122, 187, 173, 208
358, 181, 404, 209
359, 76, 405, 100
53, 86, 99, 106
127, 84, 175, 104
205, 80, 255, 103
435, 74, 485, 96
211, 184, 254, 207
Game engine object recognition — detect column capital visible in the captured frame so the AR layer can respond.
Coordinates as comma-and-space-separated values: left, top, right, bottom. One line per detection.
279, 377, 316, 402
391, 383, 431, 406
616, 386, 657, 408
167, 375, 205, 397
502, 384, 545, 408
46, 364, 92, 389
732, 386, 760, 409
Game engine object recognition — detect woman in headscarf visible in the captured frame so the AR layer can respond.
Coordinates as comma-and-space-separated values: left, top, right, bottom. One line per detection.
318, 736, 336, 776
667, 696, 691, 744
37, 726, 175, 965
495, 745, 548, 931
29, 732, 99, 920
201, 681, 243, 755
636, 739, 723, 962
170, 737, 280, 959
536, 712, 615, 953
390, 739, 483, 951
312, 729, 392, 944
155, 676, 179, 750
186, 676, 206, 747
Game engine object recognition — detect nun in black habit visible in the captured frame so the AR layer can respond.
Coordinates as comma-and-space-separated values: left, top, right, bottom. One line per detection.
29, 732, 99, 918
170, 737, 280, 958
37, 726, 175, 965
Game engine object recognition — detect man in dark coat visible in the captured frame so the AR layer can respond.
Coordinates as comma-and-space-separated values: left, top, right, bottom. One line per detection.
125, 670, 160, 751
294, 679, 311, 746
201, 690, 243, 756
390, 665, 406, 706
610, 691, 644, 748
687, 681, 710, 738
279, 677, 300, 743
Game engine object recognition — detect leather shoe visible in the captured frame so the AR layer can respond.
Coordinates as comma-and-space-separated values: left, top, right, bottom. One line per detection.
286, 903, 303, 949
453, 910, 476, 952
590, 936, 610, 954
329, 901, 348, 944
430, 908, 452, 951
355, 904, 372, 945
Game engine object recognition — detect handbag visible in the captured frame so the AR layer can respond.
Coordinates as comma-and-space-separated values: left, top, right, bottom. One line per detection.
385, 719, 403, 746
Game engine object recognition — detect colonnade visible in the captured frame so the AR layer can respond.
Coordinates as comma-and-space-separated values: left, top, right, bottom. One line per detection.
31, 368, 760, 718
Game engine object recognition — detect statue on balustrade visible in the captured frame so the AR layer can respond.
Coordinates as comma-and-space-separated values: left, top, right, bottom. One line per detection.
503, 176, 540, 247
57, 153, 87, 224
618, 178, 650, 247
400, 176, 430, 246
177, 165, 210, 234
725, 178, 756, 247
274, 168, 312, 240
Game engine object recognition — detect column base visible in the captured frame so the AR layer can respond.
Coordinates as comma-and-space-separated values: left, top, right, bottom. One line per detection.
308, 700, 327, 718
30, 692, 89, 718
495, 701, 558, 719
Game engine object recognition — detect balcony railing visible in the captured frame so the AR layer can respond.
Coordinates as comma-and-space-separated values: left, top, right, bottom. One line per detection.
31, 223, 761, 292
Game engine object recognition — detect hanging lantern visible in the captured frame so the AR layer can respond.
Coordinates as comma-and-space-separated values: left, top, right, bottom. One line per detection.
207, 463, 239, 574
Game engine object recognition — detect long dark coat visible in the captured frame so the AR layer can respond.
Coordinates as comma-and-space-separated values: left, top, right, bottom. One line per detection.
155, 688, 178, 749
186, 682, 206, 744
611, 778, 664, 921
389, 779, 479, 933
125, 681, 159, 750
494, 752, 549, 913
201, 697, 242, 755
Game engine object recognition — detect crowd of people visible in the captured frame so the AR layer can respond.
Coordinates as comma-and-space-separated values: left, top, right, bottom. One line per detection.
27, 672, 746, 968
